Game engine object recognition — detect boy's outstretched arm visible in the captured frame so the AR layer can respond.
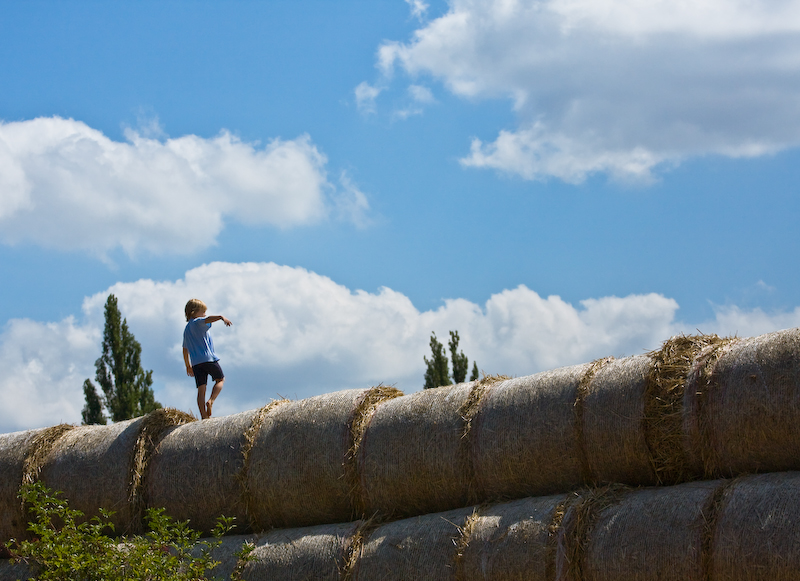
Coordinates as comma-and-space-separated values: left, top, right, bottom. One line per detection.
183, 347, 194, 376
205, 315, 233, 327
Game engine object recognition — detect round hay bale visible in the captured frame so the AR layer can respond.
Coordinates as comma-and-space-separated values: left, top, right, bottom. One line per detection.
0, 424, 73, 544
358, 383, 475, 518
38, 418, 144, 533
471, 365, 592, 500
245, 389, 392, 530
146, 409, 258, 535
582, 355, 656, 486
581, 480, 720, 581
700, 328, 800, 476
457, 494, 566, 581
352, 506, 474, 581
712, 471, 800, 581
240, 521, 359, 581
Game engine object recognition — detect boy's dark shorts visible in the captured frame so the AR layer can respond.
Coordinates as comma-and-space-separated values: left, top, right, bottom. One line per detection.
192, 361, 224, 388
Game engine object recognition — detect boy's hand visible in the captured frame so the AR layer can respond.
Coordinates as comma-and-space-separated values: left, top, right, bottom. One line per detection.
186, 366, 194, 377
221, 316, 232, 326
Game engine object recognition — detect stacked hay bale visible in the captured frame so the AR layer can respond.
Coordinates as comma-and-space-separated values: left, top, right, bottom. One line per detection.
3, 326, 800, 580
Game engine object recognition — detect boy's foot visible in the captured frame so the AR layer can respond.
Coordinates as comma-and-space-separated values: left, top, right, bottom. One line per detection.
206, 400, 213, 418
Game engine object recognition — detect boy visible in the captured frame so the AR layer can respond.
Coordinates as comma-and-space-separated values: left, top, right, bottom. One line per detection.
183, 299, 232, 419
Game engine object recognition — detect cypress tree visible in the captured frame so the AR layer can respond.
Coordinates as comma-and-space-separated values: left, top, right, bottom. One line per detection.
82, 294, 161, 423
449, 330, 469, 384
423, 333, 451, 389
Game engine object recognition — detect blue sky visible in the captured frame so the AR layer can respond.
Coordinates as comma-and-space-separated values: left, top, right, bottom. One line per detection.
2, 0, 800, 432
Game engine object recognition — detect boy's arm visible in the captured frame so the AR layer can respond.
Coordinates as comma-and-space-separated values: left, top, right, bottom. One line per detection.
183, 347, 194, 376
204, 315, 233, 327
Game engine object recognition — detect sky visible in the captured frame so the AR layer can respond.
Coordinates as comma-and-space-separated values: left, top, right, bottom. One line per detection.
1, 0, 800, 433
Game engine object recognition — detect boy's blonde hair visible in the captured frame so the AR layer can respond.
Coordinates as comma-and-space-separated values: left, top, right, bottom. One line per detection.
185, 299, 207, 321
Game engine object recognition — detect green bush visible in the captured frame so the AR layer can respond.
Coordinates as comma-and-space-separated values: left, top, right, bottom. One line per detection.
8, 482, 253, 580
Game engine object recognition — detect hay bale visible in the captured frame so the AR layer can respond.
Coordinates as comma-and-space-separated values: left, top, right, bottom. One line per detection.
0, 424, 74, 544
580, 480, 720, 581
698, 328, 800, 476
471, 365, 593, 499
582, 355, 656, 486
146, 410, 258, 535
358, 383, 475, 518
457, 494, 566, 581
647, 335, 731, 484
240, 521, 359, 581
351, 506, 474, 581
38, 418, 145, 534
246, 388, 401, 530
712, 471, 800, 580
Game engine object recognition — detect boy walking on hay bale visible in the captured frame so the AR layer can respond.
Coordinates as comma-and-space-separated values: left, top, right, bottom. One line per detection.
183, 299, 232, 419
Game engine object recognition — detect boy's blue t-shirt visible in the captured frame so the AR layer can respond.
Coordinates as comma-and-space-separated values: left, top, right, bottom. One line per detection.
183, 317, 219, 365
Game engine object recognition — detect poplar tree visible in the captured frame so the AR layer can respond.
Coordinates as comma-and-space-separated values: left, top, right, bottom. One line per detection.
423, 333, 451, 389
82, 294, 161, 424
423, 330, 480, 389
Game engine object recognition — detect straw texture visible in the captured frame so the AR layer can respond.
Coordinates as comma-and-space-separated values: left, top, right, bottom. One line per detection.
245, 389, 384, 529
712, 471, 800, 581
457, 495, 565, 581
352, 506, 474, 581
358, 383, 475, 518
0, 427, 58, 544
240, 521, 359, 581
146, 410, 258, 534
700, 328, 800, 477
582, 480, 720, 581
583, 355, 656, 486
472, 366, 590, 499
38, 418, 145, 534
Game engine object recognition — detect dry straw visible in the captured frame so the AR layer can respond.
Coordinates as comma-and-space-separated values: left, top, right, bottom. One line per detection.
345, 385, 404, 515
0, 425, 72, 545
340, 514, 382, 581
351, 505, 474, 581
694, 328, 800, 478
582, 355, 656, 487
38, 418, 147, 534
239, 521, 359, 581
645, 333, 730, 484
245, 389, 392, 530
556, 485, 627, 581
711, 471, 800, 581
128, 408, 194, 532
472, 365, 592, 500
145, 409, 256, 535
582, 480, 721, 581
358, 383, 477, 518
457, 495, 566, 581
237, 399, 291, 530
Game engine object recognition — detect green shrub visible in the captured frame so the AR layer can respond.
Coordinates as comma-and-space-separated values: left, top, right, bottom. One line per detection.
8, 482, 253, 580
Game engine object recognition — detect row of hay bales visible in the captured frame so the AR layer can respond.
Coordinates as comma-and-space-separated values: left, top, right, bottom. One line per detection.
4, 470, 800, 580
1, 327, 800, 544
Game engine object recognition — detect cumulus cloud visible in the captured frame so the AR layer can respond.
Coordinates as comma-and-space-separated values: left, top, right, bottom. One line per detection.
375, 0, 800, 182
0, 117, 366, 256
4, 261, 800, 432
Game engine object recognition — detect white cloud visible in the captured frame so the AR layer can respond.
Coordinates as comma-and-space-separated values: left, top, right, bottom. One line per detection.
4, 262, 800, 433
0, 117, 367, 256
0, 317, 98, 433
409, 84, 436, 104
377, 0, 800, 182
405, 0, 430, 21
355, 82, 384, 114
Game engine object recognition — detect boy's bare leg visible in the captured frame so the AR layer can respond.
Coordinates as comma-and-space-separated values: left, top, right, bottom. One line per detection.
206, 378, 224, 418
197, 384, 208, 419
